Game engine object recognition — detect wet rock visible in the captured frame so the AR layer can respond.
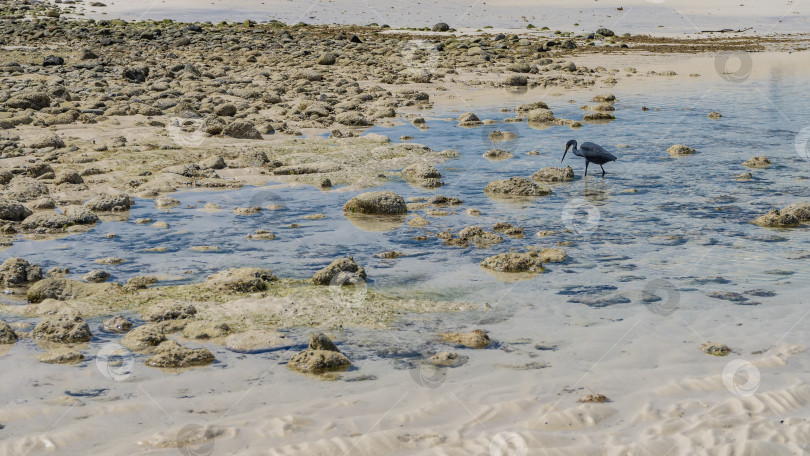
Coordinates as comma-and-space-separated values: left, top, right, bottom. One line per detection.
483, 149, 514, 160
200, 155, 226, 170
143, 302, 197, 322
753, 209, 800, 228
735, 172, 753, 181
583, 112, 615, 121
204, 267, 276, 293
246, 229, 276, 240
743, 156, 771, 168
84, 194, 133, 212
0, 257, 43, 286
63, 206, 100, 225
7, 178, 49, 202
480, 252, 545, 273
538, 248, 567, 263
145, 340, 215, 368
432, 22, 450, 32
224, 330, 287, 353
317, 52, 337, 65
527, 108, 555, 122
484, 177, 551, 197
126, 275, 159, 290
182, 321, 231, 340
429, 195, 463, 206
32, 310, 92, 343
579, 394, 609, 403
666, 144, 696, 156
343, 191, 407, 215
0, 321, 18, 344
440, 329, 490, 349
38, 349, 84, 364
20, 212, 72, 231
401, 163, 442, 187
701, 342, 730, 356
596, 28, 615, 37
122, 324, 167, 351
155, 196, 180, 209
54, 170, 84, 185
458, 112, 483, 127
81, 270, 109, 283
707, 111, 723, 119
288, 333, 350, 374
428, 351, 467, 367
102, 315, 132, 333
273, 161, 341, 175
312, 257, 366, 285
505, 75, 528, 86
532, 166, 574, 182
335, 111, 370, 126
122, 65, 149, 83
408, 215, 430, 227
0, 200, 32, 222
223, 121, 262, 139
516, 101, 550, 112
455, 226, 503, 248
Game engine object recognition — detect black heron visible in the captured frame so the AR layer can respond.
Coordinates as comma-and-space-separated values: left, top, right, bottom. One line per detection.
561, 140, 617, 177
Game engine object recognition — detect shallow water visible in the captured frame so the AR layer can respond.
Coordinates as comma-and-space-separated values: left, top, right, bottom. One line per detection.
5, 65, 810, 313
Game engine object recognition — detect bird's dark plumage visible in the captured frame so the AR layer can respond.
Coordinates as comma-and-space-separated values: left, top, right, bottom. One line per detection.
562, 140, 617, 177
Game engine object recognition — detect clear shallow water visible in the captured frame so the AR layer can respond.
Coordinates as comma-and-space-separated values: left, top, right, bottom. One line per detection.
4, 72, 810, 311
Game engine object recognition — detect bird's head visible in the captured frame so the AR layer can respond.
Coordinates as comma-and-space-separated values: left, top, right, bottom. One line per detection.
562, 139, 576, 162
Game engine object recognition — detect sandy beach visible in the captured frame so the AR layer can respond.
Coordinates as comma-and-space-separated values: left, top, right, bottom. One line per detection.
1, 0, 810, 455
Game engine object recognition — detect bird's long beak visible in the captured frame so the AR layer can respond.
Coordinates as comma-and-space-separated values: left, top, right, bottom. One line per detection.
561, 146, 569, 163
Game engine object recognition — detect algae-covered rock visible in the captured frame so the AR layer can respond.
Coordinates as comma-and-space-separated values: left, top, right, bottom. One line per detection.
37, 348, 84, 364
666, 144, 696, 156
701, 342, 730, 356
484, 177, 551, 197
102, 315, 132, 333
145, 340, 215, 368
480, 252, 546, 273
343, 191, 407, 215
0, 321, 18, 344
752, 209, 800, 228
142, 301, 197, 322
32, 310, 92, 343
312, 257, 366, 285
440, 329, 490, 349
121, 324, 167, 351
0, 257, 43, 287
531, 166, 575, 182
204, 267, 276, 293
182, 321, 232, 340
742, 156, 771, 168
287, 333, 351, 374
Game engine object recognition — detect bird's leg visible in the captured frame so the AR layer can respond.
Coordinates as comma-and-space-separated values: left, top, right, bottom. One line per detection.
600, 165, 606, 177
584, 161, 589, 177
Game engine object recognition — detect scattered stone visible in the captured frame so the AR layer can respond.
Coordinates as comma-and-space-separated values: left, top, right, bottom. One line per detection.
531, 166, 575, 182
0, 321, 18, 344
428, 351, 467, 367
701, 343, 730, 356
707, 111, 723, 119
458, 112, 483, 127
38, 349, 84, 364
102, 316, 133, 333
0, 257, 43, 286
667, 144, 696, 156
288, 333, 351, 374
483, 149, 514, 160
343, 191, 407, 215
480, 252, 545, 273
143, 302, 197, 322
743, 156, 771, 168
84, 194, 133, 212
484, 177, 551, 197
145, 340, 215, 368
32, 310, 92, 343
204, 267, 277, 293
440, 330, 490, 349
122, 324, 167, 351
81, 270, 110, 283
579, 393, 610, 403
312, 257, 366, 285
